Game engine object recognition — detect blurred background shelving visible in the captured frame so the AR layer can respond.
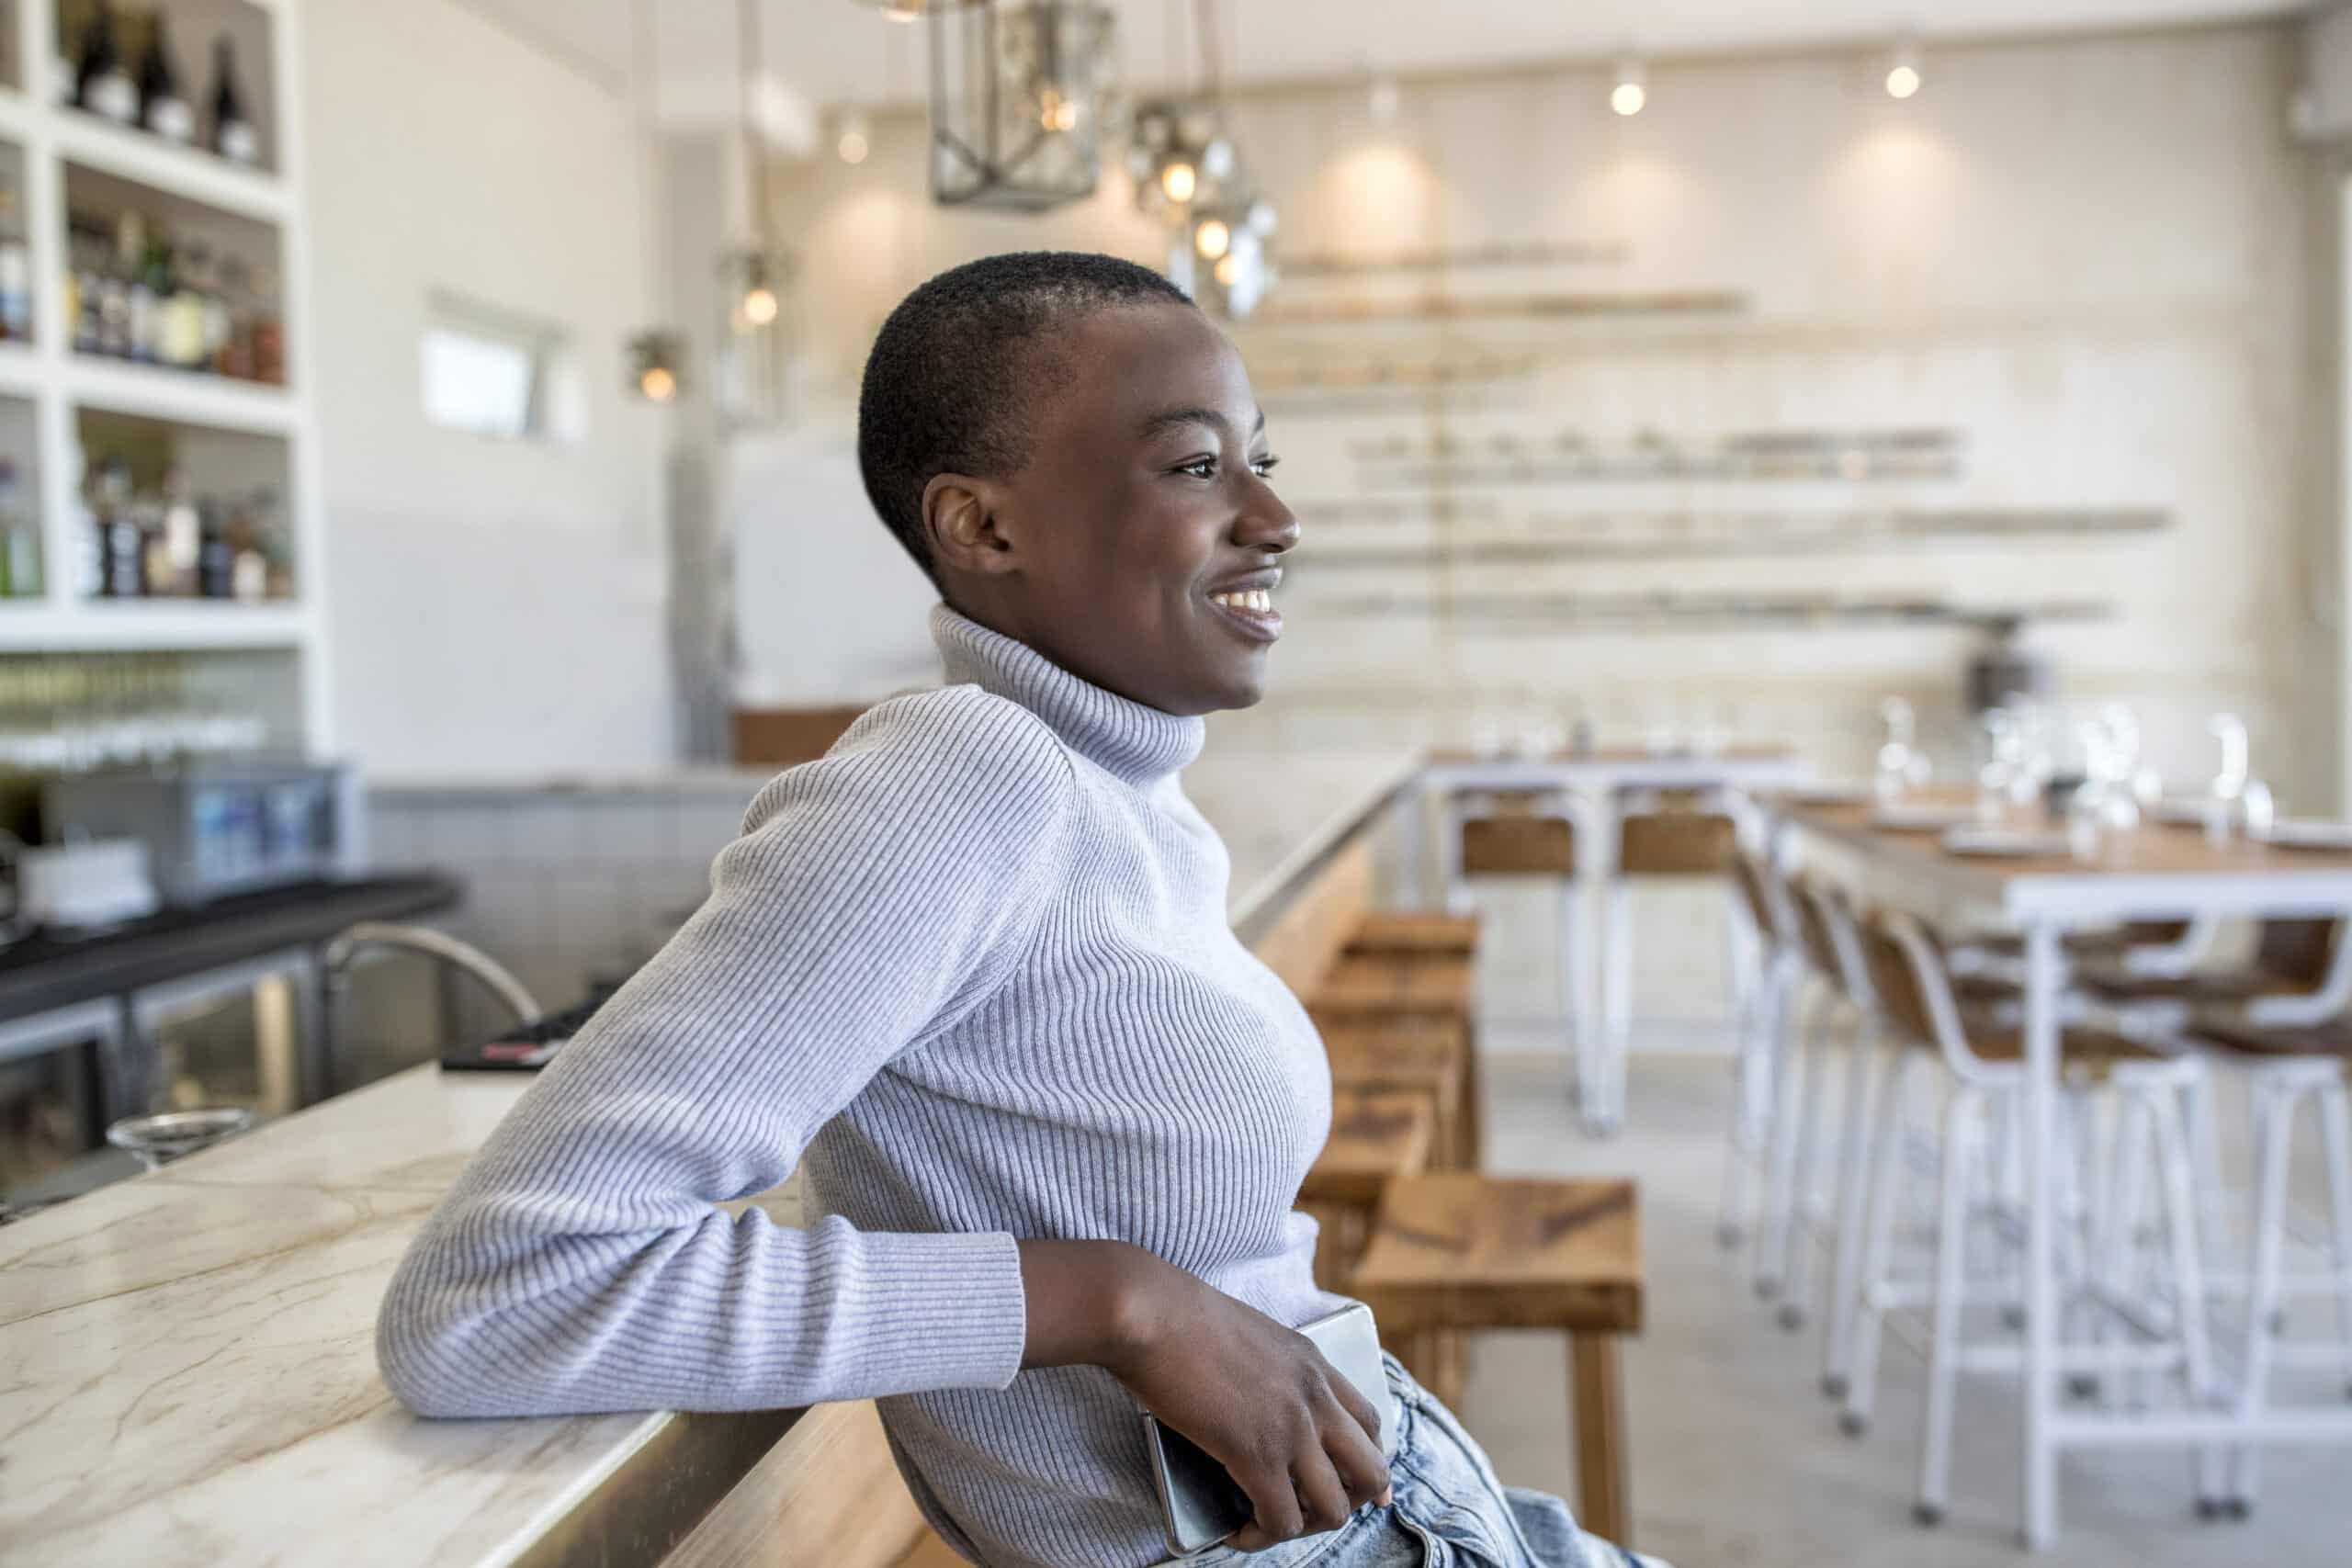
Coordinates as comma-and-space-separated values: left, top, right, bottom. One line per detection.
0, 0, 315, 756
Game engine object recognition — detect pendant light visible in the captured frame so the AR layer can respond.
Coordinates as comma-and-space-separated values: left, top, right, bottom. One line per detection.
626, 0, 684, 402
1128, 0, 1275, 318
918, 0, 1115, 210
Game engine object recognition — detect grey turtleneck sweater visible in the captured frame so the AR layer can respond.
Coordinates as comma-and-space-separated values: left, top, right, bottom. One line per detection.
378, 605, 1345, 1568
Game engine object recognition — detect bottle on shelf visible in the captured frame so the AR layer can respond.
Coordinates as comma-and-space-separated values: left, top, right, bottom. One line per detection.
63, 200, 284, 382
208, 37, 259, 166
95, 456, 142, 598
0, 176, 30, 344
197, 502, 232, 598
117, 209, 155, 364
160, 468, 200, 595
139, 14, 196, 144
0, 459, 36, 601
74, 1, 140, 127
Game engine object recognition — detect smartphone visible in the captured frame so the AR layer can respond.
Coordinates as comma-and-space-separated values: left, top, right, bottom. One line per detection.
1141, 1302, 1398, 1559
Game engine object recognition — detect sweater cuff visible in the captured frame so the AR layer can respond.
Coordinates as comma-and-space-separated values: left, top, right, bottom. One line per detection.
849, 1227, 1028, 1395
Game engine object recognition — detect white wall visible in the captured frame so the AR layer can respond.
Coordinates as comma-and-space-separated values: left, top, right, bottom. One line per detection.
751, 21, 2329, 806
303, 0, 671, 778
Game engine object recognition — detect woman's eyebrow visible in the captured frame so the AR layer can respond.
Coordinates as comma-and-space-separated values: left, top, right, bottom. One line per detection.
1136, 406, 1229, 442
1136, 407, 1269, 441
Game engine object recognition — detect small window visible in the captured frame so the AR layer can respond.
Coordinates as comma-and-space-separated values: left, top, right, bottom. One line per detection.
419, 293, 583, 444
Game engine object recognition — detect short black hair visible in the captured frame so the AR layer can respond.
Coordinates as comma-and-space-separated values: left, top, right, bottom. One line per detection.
857, 251, 1194, 587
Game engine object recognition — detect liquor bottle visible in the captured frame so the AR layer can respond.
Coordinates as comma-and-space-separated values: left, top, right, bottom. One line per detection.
161, 468, 199, 594
117, 209, 154, 363
96, 456, 141, 597
197, 502, 232, 598
207, 37, 258, 165
74, 2, 139, 126
0, 459, 32, 599
0, 177, 29, 343
138, 14, 195, 143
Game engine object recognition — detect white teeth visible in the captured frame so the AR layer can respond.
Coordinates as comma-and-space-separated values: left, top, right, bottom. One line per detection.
1211, 588, 1277, 613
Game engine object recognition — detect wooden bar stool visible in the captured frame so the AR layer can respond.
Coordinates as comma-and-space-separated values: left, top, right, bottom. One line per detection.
1347, 909, 1481, 960
1318, 1017, 1472, 1171
1300, 1086, 1435, 1292
1452, 790, 1592, 1112
1592, 793, 1742, 1134
2177, 1010, 2352, 1517
1350, 1173, 1645, 1548
1313, 950, 1483, 1168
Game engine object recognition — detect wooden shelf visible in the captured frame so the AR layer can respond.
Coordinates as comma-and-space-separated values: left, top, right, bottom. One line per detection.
64, 356, 295, 435
0, 600, 311, 651
51, 110, 288, 223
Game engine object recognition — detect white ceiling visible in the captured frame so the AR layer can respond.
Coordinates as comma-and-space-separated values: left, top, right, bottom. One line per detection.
477, 0, 2307, 108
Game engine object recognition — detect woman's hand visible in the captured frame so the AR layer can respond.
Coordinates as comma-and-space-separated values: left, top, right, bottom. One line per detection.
1017, 1239, 1392, 1551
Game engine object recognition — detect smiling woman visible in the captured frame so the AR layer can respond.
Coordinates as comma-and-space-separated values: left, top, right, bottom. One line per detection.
379, 251, 1657, 1568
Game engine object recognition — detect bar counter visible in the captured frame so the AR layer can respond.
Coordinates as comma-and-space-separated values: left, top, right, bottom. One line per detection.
0, 747, 1419, 1568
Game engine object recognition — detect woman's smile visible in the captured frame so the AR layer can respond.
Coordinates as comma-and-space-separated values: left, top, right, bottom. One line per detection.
1204, 569, 1283, 643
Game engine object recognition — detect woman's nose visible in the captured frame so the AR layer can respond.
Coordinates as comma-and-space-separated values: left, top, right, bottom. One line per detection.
1236, 485, 1300, 556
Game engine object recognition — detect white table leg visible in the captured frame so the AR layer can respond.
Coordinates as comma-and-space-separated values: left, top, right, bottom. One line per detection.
2022, 919, 2062, 1549
1398, 776, 1430, 908
1438, 784, 1468, 918
1577, 788, 1621, 1134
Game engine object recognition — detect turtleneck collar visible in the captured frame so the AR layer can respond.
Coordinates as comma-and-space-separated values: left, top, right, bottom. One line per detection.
931, 605, 1205, 785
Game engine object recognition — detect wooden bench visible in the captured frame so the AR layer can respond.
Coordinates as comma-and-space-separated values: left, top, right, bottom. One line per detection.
1350, 1174, 1645, 1549
1311, 951, 1483, 1168
1317, 1018, 1471, 1171
1299, 1085, 1436, 1291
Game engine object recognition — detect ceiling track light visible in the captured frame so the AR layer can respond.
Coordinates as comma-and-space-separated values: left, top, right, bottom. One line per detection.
1611, 56, 1646, 118
1885, 36, 1923, 100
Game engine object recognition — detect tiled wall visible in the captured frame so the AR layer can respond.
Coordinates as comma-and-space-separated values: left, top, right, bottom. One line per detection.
358, 776, 768, 1054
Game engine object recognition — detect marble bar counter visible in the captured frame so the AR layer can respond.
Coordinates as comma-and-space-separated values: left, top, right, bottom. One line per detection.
0, 747, 1419, 1568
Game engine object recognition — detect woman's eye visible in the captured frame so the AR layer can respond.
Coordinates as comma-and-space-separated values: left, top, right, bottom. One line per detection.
1251, 455, 1281, 479
1174, 457, 1218, 479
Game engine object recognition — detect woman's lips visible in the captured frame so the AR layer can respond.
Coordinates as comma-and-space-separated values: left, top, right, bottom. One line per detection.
1205, 591, 1283, 643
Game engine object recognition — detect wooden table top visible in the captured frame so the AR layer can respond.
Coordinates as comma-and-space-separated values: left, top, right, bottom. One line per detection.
1349, 1175, 1643, 1335
1316, 953, 1478, 1017
1427, 745, 1798, 767
1300, 1089, 1435, 1207
1780, 795, 2352, 922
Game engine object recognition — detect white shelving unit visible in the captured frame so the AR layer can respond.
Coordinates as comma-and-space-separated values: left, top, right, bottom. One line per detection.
0, 0, 326, 750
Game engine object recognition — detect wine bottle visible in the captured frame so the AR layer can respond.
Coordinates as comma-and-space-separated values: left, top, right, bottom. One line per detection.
75, 2, 139, 126
207, 37, 258, 164
138, 14, 195, 143
0, 177, 28, 343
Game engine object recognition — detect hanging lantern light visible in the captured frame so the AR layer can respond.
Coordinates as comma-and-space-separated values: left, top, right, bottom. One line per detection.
923, 0, 1116, 211
1186, 193, 1277, 319
628, 331, 685, 403
1127, 98, 1236, 220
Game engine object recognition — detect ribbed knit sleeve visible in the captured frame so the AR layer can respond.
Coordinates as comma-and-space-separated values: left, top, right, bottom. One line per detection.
375, 687, 1077, 1418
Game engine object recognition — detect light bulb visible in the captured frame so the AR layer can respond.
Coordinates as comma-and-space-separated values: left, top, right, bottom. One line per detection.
1214, 254, 1240, 287
837, 109, 871, 164
1160, 161, 1197, 202
639, 366, 677, 402
741, 286, 780, 327
1611, 57, 1646, 118
1885, 38, 1923, 100
1194, 219, 1231, 260
882, 2, 920, 20
1039, 88, 1080, 132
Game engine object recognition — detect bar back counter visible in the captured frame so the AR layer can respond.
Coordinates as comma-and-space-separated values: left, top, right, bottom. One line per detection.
0, 750, 1418, 1568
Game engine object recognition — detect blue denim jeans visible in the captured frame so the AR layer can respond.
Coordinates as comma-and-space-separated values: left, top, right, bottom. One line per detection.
1182, 1355, 1668, 1568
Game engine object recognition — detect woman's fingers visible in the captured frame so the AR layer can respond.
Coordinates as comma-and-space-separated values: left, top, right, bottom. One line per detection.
1227, 1459, 1305, 1550
1291, 1450, 1354, 1534
1320, 1393, 1394, 1509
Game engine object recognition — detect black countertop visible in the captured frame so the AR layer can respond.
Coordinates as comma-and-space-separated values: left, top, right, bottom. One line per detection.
0, 874, 463, 1022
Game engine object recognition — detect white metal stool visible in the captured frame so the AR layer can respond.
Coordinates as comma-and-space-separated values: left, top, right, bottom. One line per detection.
2177, 1014, 2352, 1518
1841, 908, 2219, 1526
1721, 847, 1799, 1253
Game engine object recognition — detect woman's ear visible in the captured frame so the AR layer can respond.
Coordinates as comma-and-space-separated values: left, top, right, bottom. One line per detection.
923, 474, 1020, 579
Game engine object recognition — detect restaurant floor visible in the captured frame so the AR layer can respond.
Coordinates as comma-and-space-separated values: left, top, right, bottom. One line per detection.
1466, 1041, 2346, 1568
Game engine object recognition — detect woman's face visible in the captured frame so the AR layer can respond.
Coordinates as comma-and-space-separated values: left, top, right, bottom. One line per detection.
929, 300, 1298, 716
